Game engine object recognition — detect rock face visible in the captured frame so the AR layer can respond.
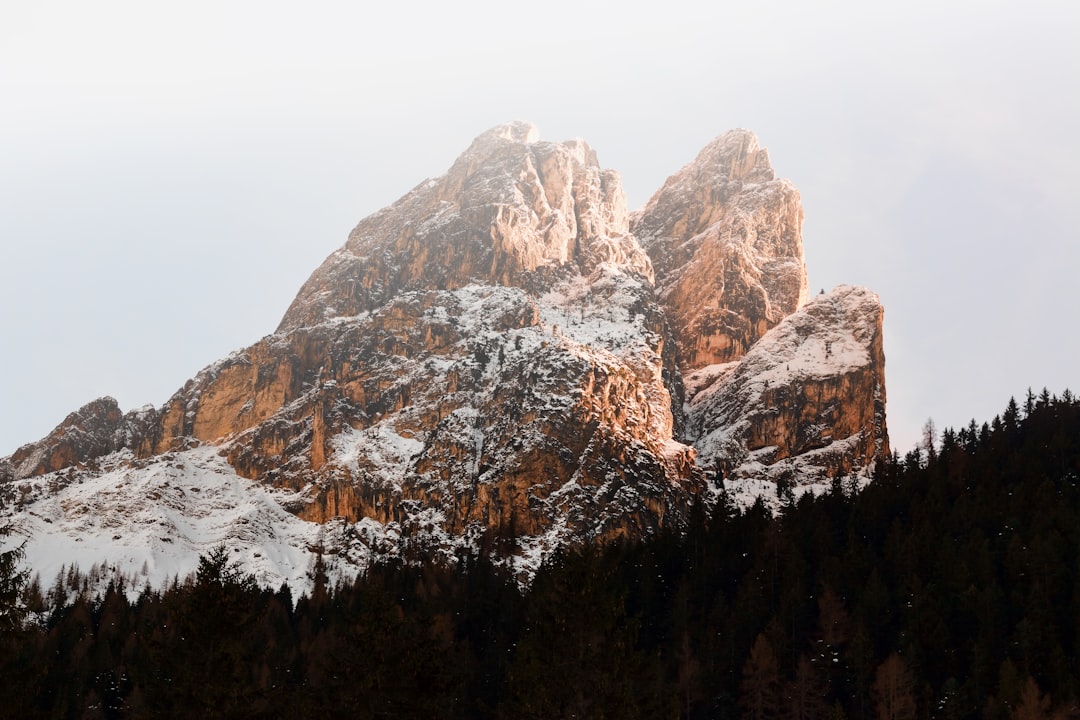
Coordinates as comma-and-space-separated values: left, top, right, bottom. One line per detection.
684, 286, 888, 489
278, 121, 651, 332
1, 123, 888, 589
2, 398, 158, 481
632, 129, 808, 370
117, 122, 693, 556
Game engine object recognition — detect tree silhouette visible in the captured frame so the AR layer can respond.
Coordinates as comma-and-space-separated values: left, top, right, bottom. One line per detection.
741, 633, 782, 720
1011, 676, 1054, 720
0, 522, 27, 633
872, 653, 917, 720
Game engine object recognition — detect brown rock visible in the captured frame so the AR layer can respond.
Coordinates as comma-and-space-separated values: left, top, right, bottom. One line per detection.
7, 398, 159, 480
685, 285, 888, 485
2, 123, 889, 577
632, 129, 808, 369
278, 121, 652, 333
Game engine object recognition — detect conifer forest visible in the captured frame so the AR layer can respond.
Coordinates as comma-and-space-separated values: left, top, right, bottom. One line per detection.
3, 390, 1080, 719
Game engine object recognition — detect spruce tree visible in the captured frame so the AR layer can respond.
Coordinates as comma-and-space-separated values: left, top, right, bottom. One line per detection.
0, 522, 27, 633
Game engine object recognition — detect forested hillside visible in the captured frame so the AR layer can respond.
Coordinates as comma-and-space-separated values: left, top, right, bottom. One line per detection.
2, 390, 1078, 719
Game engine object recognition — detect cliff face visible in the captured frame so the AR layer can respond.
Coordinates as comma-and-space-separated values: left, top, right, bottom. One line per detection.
684, 285, 888, 489
145, 280, 696, 544
278, 121, 651, 332
139, 123, 692, 553
631, 130, 808, 370
2, 123, 888, 589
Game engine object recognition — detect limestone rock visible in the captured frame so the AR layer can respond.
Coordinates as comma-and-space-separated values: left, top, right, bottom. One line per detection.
142, 274, 696, 557
99, 123, 695, 560
6, 397, 159, 480
278, 121, 652, 332
685, 285, 888, 491
1, 123, 888, 590
632, 129, 808, 370
1, 123, 700, 580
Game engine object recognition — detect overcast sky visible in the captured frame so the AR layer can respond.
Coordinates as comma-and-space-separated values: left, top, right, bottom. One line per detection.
2, 0, 1078, 457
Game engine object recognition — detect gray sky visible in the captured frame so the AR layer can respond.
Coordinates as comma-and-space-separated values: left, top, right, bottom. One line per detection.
2, 0, 1078, 457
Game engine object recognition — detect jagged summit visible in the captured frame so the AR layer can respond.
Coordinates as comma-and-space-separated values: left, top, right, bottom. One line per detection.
477, 119, 542, 145
2, 123, 887, 592
634, 129, 777, 244
277, 122, 649, 333
632, 128, 808, 370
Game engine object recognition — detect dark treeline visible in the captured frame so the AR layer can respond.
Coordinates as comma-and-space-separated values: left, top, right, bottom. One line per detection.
3, 389, 1080, 719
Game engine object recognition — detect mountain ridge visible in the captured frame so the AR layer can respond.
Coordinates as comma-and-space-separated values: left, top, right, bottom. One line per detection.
1, 122, 888, 591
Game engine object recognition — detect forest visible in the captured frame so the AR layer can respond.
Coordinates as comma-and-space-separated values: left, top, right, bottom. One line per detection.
2, 388, 1080, 719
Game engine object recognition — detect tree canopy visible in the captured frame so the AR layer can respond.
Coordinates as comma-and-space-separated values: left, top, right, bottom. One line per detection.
2, 390, 1080, 719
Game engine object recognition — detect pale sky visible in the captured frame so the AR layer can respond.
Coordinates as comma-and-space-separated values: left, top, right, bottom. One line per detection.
2, 0, 1078, 457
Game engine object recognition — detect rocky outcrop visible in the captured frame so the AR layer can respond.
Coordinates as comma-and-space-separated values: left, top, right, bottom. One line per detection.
685, 285, 888, 488
278, 121, 652, 332
191, 276, 694, 541
3, 123, 699, 569
1, 123, 888, 588
632, 129, 808, 370
6, 397, 159, 481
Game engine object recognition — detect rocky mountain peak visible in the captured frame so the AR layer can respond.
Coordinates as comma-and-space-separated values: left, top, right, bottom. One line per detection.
5, 397, 123, 481
277, 123, 648, 333
696, 128, 775, 183
632, 129, 775, 246
684, 284, 888, 488
2, 396, 159, 484
483, 119, 542, 145
632, 129, 808, 371
2, 123, 888, 592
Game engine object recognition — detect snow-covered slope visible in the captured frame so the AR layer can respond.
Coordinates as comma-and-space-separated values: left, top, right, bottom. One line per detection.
7, 447, 313, 594
1, 124, 888, 594
684, 285, 888, 510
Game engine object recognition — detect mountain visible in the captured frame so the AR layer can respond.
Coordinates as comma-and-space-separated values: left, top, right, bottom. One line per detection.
0, 122, 888, 593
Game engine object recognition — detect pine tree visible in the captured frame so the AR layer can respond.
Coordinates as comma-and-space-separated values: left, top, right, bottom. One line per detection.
0, 522, 35, 716
1011, 676, 1053, 720
0, 522, 27, 633
741, 633, 782, 720
872, 653, 917, 720
787, 654, 829, 720
921, 418, 938, 462
157, 544, 264, 718
1003, 397, 1021, 434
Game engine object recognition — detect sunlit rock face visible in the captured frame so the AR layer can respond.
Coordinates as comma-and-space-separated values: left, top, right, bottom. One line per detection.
2, 123, 888, 590
632, 129, 808, 370
684, 285, 888, 491
277, 120, 652, 332
137, 123, 694, 562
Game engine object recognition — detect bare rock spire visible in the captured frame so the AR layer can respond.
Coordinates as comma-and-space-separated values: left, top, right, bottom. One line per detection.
632, 129, 808, 369
277, 122, 650, 332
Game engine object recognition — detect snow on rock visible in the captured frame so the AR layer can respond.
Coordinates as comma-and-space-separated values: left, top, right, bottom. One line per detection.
1, 124, 890, 596
632, 129, 808, 370
687, 285, 889, 493
5, 397, 161, 481
277, 120, 652, 332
